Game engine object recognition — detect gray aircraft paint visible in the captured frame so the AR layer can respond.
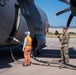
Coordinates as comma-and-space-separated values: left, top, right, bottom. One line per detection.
0, 0, 48, 53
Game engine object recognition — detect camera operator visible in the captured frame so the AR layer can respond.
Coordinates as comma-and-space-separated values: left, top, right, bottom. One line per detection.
55, 28, 70, 64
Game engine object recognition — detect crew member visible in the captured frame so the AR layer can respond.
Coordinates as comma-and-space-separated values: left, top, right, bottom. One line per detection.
22, 31, 32, 66
55, 28, 70, 64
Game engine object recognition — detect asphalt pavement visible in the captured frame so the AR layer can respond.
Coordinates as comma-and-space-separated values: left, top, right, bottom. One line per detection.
0, 38, 76, 75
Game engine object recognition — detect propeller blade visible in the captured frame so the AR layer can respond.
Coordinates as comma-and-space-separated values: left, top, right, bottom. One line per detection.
55, 7, 70, 17
67, 13, 73, 28
59, 0, 70, 5
25, 0, 34, 3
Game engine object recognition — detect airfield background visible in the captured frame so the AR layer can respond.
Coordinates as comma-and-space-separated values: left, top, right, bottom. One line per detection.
46, 28, 76, 38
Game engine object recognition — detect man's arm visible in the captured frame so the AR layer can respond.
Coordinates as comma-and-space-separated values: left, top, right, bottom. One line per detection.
22, 38, 27, 52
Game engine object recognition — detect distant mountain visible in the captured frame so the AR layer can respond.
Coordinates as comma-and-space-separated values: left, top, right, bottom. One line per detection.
50, 26, 76, 28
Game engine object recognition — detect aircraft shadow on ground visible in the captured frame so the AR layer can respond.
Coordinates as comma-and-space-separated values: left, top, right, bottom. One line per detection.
37, 48, 76, 59
0, 47, 23, 69
0, 47, 76, 69
0, 56, 12, 69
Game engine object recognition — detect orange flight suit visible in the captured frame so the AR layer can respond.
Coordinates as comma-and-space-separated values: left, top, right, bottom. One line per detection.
24, 36, 32, 65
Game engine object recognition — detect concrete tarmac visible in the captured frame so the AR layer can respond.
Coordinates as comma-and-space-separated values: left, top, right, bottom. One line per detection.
0, 38, 76, 75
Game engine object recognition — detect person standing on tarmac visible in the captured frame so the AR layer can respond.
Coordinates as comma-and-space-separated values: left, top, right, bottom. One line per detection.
22, 31, 32, 66
55, 28, 70, 64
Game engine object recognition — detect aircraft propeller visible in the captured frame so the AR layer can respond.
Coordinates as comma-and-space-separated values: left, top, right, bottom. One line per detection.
55, 0, 76, 29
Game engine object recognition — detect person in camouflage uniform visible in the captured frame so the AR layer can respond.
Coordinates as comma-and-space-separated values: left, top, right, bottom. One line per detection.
55, 28, 70, 64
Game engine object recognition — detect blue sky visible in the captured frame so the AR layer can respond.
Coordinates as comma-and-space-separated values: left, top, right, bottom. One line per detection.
35, 0, 76, 27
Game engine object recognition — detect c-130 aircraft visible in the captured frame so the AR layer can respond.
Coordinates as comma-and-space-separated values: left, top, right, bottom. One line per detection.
0, 0, 49, 56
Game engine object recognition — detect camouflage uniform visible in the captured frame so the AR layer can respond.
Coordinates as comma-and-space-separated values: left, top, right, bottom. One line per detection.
60, 33, 70, 64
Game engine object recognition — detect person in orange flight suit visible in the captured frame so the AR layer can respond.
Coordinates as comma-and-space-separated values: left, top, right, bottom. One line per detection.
22, 31, 32, 66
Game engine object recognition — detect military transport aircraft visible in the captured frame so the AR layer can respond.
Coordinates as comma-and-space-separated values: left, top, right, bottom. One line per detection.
55, 0, 76, 29
0, 0, 49, 56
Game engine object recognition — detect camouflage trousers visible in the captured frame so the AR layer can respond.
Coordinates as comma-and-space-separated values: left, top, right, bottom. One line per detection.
61, 46, 69, 64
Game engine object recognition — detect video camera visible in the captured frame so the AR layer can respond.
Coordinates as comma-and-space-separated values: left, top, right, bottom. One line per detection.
55, 30, 62, 41
55, 30, 60, 38
55, 30, 59, 35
